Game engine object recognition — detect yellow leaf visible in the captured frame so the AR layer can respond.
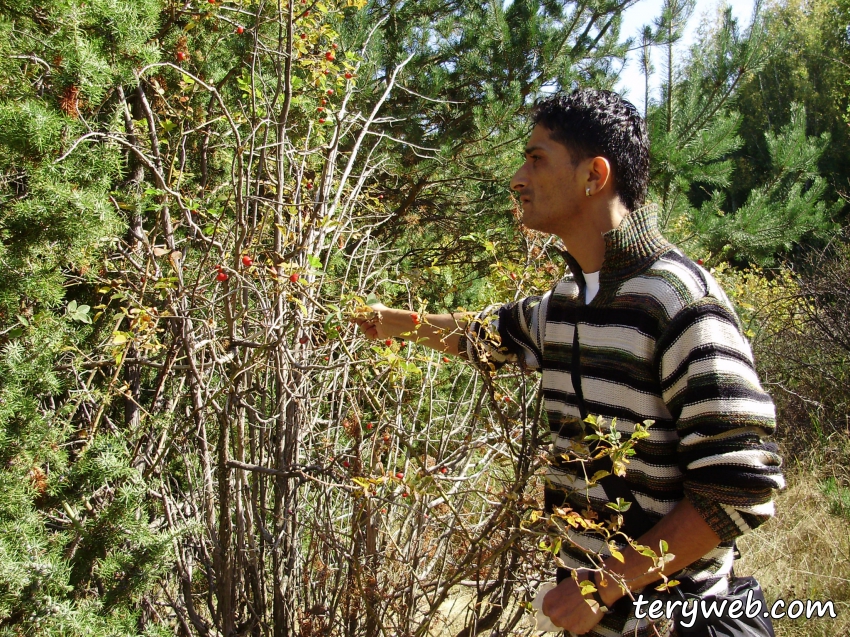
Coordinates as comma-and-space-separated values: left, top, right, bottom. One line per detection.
590, 470, 610, 484
609, 546, 624, 563
578, 580, 597, 596
112, 332, 129, 345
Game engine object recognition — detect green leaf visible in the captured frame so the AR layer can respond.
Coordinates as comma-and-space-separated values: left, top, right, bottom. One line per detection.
605, 497, 632, 512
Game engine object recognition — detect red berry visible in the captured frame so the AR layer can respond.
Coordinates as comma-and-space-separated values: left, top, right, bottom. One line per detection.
242, 255, 253, 267
381, 507, 387, 514
323, 69, 329, 75
236, 26, 245, 34
176, 51, 187, 62
344, 72, 353, 79
402, 492, 409, 498
208, 0, 215, 4
378, 194, 384, 200
318, 118, 325, 124
304, 10, 310, 16
442, 357, 450, 363
396, 472, 404, 479
299, 336, 308, 344
300, 33, 307, 39
325, 51, 335, 61
400, 341, 406, 348
367, 423, 373, 429
321, 99, 327, 105
332, 43, 338, 49
306, 182, 313, 190
410, 313, 420, 325
503, 395, 512, 404
382, 434, 390, 441
342, 460, 350, 468
697, 259, 704, 266
290, 273, 300, 283
327, 88, 334, 95
323, 356, 329, 362
216, 271, 228, 282
385, 339, 393, 346
440, 467, 448, 474
215, 264, 223, 271
317, 106, 324, 112
509, 272, 517, 280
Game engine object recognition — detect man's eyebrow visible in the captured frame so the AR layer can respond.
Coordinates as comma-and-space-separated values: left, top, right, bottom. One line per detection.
524, 145, 544, 155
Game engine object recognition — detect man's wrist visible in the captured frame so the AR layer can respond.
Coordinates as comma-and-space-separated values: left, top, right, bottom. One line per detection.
595, 570, 627, 608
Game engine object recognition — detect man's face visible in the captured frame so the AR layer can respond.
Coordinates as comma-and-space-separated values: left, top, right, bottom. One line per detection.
510, 124, 585, 237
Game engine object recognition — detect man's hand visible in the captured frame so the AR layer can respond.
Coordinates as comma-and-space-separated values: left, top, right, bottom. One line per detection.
352, 303, 390, 340
541, 575, 607, 635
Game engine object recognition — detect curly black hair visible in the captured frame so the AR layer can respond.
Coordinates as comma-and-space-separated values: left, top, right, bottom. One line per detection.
531, 89, 649, 212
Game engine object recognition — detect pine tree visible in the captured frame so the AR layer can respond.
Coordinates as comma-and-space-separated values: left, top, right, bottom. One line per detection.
646, 3, 837, 264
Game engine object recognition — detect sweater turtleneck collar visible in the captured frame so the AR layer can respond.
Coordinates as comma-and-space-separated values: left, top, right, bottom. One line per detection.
559, 203, 673, 292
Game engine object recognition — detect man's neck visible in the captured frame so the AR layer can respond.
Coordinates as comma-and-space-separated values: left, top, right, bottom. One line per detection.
556, 198, 631, 273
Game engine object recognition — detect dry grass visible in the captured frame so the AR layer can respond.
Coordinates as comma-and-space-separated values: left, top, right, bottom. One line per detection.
737, 442, 850, 636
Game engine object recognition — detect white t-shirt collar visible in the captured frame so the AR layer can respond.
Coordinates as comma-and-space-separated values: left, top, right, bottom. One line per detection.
584, 270, 600, 304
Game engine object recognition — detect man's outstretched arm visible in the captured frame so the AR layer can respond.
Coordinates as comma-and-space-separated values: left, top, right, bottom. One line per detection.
353, 303, 471, 356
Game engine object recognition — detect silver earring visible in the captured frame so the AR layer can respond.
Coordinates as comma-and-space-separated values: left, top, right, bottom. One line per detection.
586, 187, 591, 197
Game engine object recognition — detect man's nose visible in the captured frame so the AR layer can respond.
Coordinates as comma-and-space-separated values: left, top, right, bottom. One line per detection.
510, 164, 527, 192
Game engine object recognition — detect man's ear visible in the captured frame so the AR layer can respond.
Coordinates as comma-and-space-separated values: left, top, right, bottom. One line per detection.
585, 156, 612, 196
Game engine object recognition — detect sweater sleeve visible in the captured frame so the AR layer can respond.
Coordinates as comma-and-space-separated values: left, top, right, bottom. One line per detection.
657, 297, 785, 542
458, 293, 550, 371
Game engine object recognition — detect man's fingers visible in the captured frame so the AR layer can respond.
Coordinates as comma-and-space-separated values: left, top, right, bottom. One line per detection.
353, 319, 380, 339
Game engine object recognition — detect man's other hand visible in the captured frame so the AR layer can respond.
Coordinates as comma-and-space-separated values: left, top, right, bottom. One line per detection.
541, 575, 607, 635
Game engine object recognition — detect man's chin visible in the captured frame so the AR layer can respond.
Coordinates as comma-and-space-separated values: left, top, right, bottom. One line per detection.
521, 212, 539, 230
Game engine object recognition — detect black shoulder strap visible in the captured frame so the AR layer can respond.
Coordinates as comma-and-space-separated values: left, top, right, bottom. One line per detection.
597, 464, 656, 538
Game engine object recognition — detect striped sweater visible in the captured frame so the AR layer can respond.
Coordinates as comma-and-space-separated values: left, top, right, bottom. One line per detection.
460, 204, 784, 637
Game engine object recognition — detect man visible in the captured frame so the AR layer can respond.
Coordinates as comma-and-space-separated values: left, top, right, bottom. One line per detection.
355, 89, 784, 636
